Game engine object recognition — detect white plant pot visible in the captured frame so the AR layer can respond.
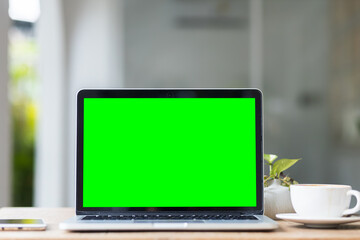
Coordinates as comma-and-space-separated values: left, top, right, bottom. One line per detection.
264, 179, 295, 219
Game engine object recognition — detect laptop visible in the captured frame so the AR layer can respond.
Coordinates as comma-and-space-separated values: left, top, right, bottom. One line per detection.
60, 88, 278, 231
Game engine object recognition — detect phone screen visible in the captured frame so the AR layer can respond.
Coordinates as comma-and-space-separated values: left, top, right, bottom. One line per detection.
0, 219, 44, 224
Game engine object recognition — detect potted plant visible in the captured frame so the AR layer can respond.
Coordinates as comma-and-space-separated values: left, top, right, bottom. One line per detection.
263, 154, 301, 219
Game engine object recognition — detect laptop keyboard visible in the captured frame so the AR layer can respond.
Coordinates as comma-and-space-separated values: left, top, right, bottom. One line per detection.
82, 214, 258, 221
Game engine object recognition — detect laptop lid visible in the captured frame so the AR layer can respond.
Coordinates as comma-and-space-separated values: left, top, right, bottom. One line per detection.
76, 89, 263, 215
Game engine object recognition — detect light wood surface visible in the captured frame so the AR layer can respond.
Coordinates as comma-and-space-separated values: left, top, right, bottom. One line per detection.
0, 208, 360, 240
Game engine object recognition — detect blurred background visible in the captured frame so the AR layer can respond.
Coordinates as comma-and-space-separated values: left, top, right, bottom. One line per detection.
0, 0, 359, 207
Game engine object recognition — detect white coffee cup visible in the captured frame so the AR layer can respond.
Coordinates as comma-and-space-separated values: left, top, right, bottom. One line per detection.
290, 184, 360, 218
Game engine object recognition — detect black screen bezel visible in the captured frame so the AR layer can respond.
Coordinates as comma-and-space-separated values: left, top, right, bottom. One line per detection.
76, 89, 263, 215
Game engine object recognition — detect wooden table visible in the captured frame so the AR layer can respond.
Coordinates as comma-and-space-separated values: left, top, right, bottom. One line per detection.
0, 208, 360, 240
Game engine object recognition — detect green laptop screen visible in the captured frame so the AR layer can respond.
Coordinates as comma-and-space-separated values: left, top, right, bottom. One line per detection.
83, 98, 257, 207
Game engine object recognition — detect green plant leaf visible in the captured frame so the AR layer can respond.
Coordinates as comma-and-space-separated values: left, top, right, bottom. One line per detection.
264, 154, 278, 163
271, 158, 301, 176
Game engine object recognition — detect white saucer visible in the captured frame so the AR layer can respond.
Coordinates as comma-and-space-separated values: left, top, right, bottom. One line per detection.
276, 213, 360, 228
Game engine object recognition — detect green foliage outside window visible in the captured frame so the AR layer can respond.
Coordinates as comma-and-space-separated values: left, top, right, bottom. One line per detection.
9, 32, 38, 206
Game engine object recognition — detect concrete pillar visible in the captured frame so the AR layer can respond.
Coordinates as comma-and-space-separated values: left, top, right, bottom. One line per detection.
0, 0, 11, 207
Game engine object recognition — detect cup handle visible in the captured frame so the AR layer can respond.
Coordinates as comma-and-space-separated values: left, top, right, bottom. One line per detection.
343, 190, 360, 216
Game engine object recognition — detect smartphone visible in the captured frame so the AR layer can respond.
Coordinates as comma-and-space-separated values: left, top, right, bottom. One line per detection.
0, 219, 46, 231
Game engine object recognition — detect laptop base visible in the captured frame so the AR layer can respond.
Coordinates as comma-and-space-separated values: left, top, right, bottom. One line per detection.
59, 215, 278, 231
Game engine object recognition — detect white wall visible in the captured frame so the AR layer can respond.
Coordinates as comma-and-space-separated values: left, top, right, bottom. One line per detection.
0, 0, 11, 207
124, 0, 250, 88
262, 0, 360, 193
262, 0, 330, 183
